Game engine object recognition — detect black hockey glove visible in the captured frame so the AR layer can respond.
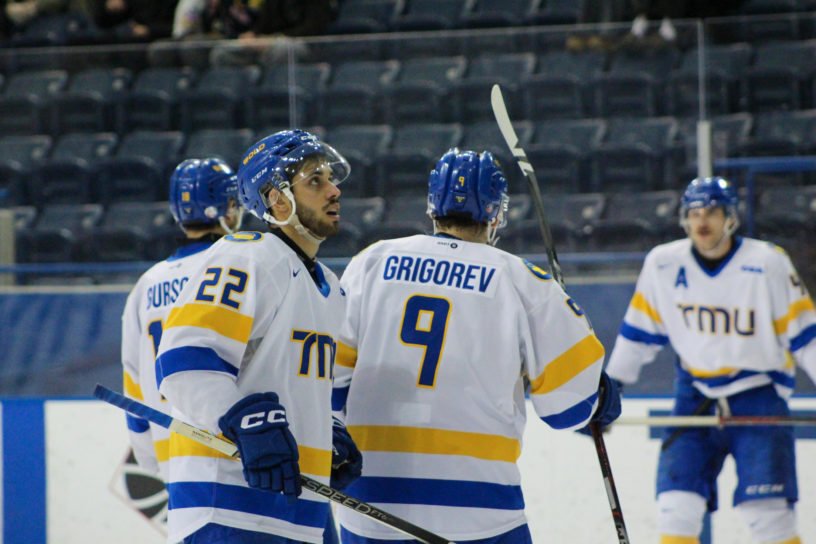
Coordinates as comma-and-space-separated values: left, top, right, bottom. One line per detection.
218, 392, 301, 502
330, 416, 362, 491
577, 371, 622, 436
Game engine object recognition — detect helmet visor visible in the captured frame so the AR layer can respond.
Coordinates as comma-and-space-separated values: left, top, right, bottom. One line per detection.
282, 142, 350, 188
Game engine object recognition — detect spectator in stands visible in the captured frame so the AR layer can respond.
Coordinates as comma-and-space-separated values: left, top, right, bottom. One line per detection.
627, 0, 684, 42
0, 0, 71, 37
93, 0, 176, 42
606, 177, 816, 544
331, 147, 621, 543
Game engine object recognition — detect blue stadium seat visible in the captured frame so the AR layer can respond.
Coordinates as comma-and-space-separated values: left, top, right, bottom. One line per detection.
184, 128, 254, 171
448, 53, 536, 122
29, 132, 118, 207
587, 117, 678, 192
459, 0, 538, 28
327, 125, 393, 196
0, 70, 68, 135
245, 62, 330, 129
326, 0, 402, 34
80, 201, 176, 262
375, 123, 463, 196
179, 65, 261, 132
49, 68, 132, 135
667, 113, 753, 188
93, 131, 185, 204
586, 190, 681, 251
591, 46, 681, 117
382, 56, 466, 126
500, 192, 605, 253
742, 40, 816, 112
523, 49, 606, 120
526, 118, 606, 193
362, 195, 431, 246
336, 196, 386, 232
754, 185, 816, 244
390, 0, 469, 31
665, 43, 752, 117
316, 60, 400, 125
526, 0, 585, 25
0, 135, 53, 206
116, 67, 197, 132
16, 203, 103, 263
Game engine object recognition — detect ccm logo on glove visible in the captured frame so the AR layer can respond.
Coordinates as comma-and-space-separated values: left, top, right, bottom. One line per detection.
241, 410, 286, 429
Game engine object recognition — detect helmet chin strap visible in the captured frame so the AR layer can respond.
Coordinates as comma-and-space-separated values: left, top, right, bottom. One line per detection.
681, 211, 740, 257
261, 187, 325, 246
218, 208, 244, 235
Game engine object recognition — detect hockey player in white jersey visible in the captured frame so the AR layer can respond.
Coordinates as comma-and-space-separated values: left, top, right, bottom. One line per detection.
606, 177, 816, 544
155, 130, 362, 544
332, 148, 621, 544
121, 157, 242, 482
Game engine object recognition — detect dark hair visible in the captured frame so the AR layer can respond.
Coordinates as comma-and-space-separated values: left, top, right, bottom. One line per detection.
434, 216, 487, 236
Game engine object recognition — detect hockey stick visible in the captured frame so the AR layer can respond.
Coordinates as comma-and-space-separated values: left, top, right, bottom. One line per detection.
616, 414, 816, 427
93, 384, 456, 544
491, 84, 630, 544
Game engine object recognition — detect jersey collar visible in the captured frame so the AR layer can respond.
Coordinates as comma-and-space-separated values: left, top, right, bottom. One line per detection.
691, 236, 742, 277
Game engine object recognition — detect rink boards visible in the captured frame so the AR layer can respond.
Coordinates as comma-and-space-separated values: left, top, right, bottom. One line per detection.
1, 396, 814, 544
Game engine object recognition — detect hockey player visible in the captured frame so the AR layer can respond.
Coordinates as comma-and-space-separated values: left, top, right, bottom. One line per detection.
332, 148, 621, 543
606, 177, 816, 544
155, 130, 362, 544
121, 156, 242, 482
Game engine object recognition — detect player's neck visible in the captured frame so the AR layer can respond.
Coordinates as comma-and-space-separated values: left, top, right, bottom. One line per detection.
278, 224, 319, 259
692, 233, 733, 260
435, 227, 487, 244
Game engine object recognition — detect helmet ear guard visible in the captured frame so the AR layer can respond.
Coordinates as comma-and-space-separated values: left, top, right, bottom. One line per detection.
427, 148, 509, 245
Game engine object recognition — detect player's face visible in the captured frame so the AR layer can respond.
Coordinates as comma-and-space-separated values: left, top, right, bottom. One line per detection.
686, 206, 727, 252
290, 159, 341, 238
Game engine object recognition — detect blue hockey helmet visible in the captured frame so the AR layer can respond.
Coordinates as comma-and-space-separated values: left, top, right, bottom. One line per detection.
169, 157, 240, 230
680, 176, 740, 233
236, 129, 349, 226
428, 148, 508, 242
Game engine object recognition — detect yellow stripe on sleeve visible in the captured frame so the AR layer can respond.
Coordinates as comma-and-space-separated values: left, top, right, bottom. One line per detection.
773, 297, 816, 335
336, 341, 358, 369
659, 536, 700, 544
530, 334, 605, 395
631, 292, 663, 324
165, 302, 253, 344
165, 435, 332, 477
347, 425, 521, 462
123, 373, 144, 400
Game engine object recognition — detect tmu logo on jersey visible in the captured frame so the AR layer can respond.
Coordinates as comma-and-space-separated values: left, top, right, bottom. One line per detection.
677, 303, 756, 336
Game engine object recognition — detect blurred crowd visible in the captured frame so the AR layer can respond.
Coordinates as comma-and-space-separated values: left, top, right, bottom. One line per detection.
0, 0, 340, 47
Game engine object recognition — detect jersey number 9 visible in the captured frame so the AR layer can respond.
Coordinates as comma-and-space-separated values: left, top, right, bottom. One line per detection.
400, 295, 451, 388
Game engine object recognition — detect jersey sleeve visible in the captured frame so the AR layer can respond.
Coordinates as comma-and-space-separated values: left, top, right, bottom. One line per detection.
120, 277, 160, 475
605, 251, 670, 384
519, 260, 606, 431
332, 250, 369, 420
156, 249, 281, 432
769, 247, 816, 385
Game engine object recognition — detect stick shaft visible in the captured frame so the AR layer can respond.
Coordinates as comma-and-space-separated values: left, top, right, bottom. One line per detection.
491, 84, 630, 544
93, 385, 456, 544
617, 415, 816, 427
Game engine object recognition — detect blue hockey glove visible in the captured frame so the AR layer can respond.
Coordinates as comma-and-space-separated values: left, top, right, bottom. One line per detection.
330, 416, 362, 491
218, 392, 301, 502
577, 372, 622, 436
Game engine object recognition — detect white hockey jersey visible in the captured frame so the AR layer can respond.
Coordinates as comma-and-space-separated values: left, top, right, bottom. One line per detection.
607, 237, 816, 399
333, 234, 605, 541
121, 241, 216, 481
155, 232, 345, 544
